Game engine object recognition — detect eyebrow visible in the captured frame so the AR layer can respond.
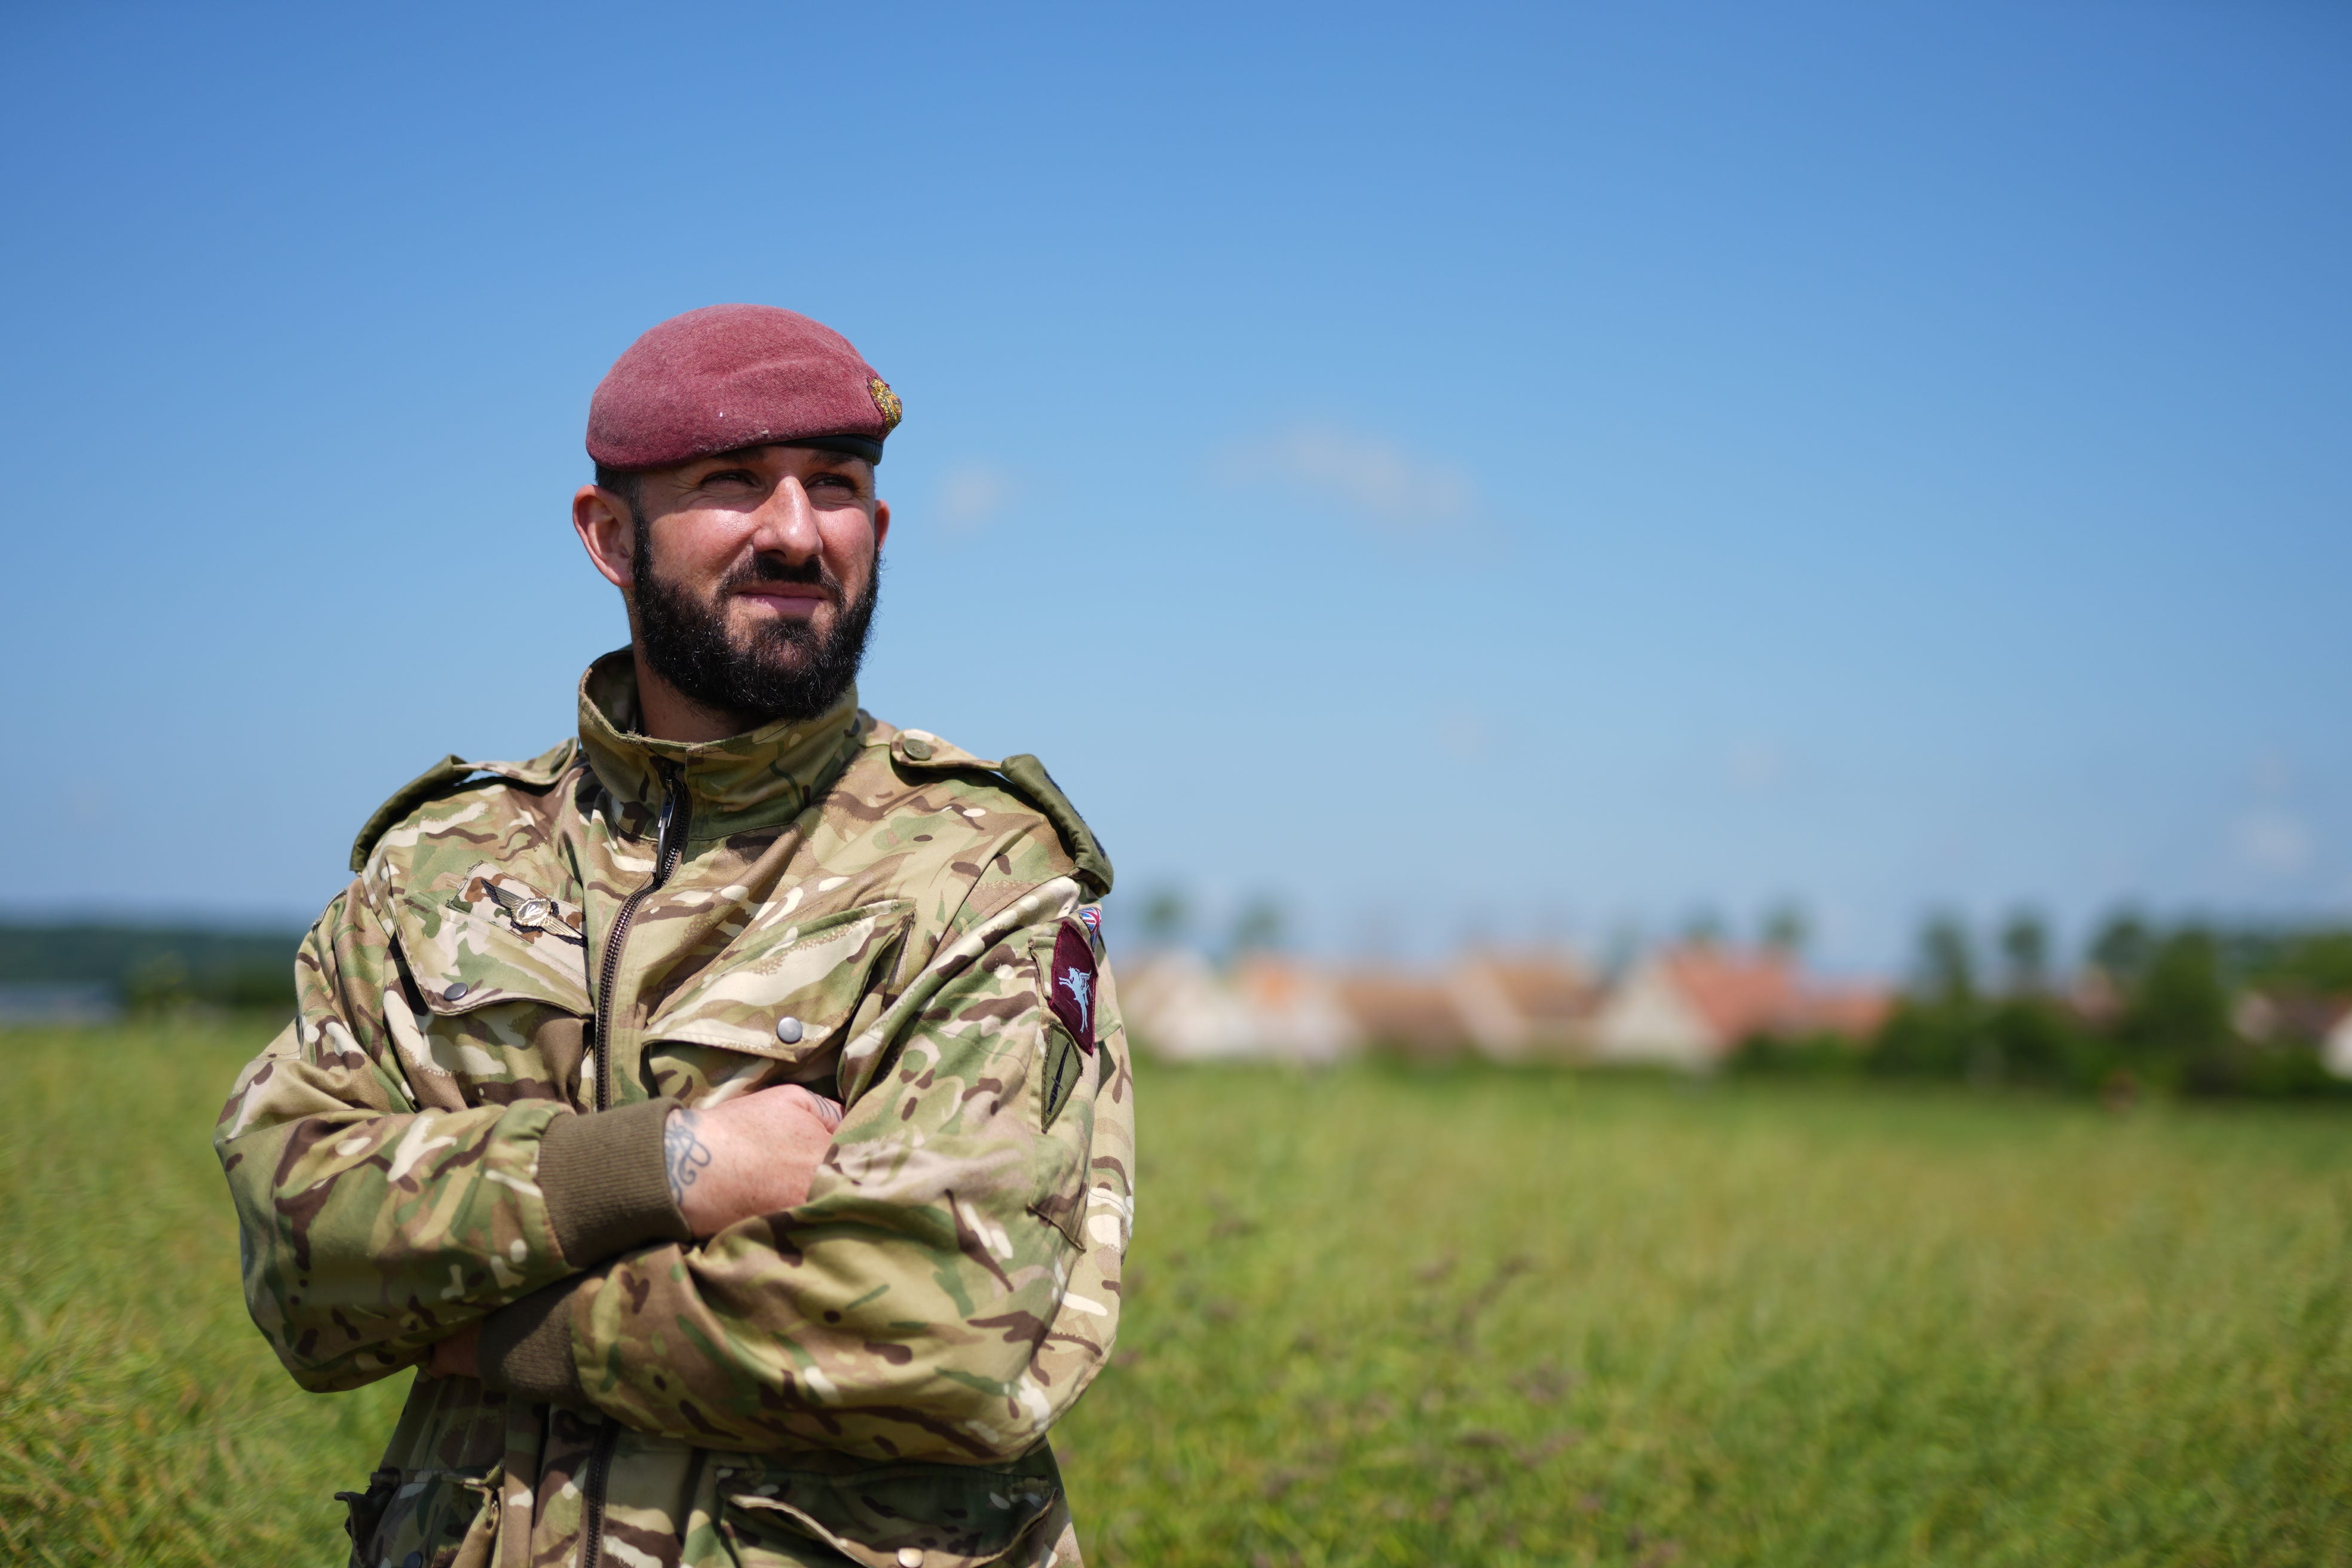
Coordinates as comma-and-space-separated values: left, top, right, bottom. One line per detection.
685, 445, 872, 485
791, 451, 874, 482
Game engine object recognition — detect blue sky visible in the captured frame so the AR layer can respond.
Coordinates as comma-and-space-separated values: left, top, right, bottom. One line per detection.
3, 1, 2346, 971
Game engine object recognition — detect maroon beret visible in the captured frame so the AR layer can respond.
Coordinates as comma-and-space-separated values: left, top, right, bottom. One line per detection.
586, 304, 903, 470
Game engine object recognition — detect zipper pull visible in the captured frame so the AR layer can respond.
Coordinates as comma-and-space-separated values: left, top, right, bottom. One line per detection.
652, 761, 688, 883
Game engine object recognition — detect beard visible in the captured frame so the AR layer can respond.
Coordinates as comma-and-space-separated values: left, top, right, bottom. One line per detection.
630, 513, 880, 728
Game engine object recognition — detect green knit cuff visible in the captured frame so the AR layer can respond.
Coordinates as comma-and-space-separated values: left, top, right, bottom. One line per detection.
537, 1097, 690, 1266
476, 1278, 586, 1407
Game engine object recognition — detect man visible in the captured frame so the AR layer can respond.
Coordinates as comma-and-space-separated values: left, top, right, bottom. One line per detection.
216, 304, 1134, 1568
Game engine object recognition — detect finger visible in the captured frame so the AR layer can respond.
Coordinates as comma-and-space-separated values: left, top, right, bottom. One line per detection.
785, 1085, 847, 1131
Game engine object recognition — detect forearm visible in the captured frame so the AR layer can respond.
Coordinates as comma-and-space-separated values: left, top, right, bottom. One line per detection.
475, 1200, 1075, 1455
221, 883, 702, 1391
222, 1087, 688, 1389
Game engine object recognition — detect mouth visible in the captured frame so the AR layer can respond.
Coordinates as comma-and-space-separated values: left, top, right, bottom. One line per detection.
731, 584, 831, 617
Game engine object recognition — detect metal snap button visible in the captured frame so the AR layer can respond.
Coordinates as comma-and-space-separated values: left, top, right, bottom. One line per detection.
775, 1015, 804, 1045
444, 981, 471, 1002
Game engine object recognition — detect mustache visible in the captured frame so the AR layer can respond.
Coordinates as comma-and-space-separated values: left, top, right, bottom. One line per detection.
721, 552, 839, 598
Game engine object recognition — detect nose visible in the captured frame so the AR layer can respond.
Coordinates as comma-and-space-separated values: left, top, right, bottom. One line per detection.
745, 475, 821, 561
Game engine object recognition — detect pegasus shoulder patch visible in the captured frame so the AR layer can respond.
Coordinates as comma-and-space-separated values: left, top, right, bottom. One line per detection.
1046, 919, 1098, 1052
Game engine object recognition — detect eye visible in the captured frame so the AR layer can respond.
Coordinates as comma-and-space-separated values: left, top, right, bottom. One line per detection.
700, 467, 761, 489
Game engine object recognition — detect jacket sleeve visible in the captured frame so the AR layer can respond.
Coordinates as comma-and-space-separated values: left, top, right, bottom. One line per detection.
215, 881, 689, 1392
479, 885, 1138, 1463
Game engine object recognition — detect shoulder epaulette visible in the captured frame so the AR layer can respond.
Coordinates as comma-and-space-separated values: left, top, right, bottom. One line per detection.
348, 740, 578, 873
887, 730, 1113, 900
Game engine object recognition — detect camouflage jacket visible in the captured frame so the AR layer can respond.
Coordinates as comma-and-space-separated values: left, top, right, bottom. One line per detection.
216, 652, 1134, 1568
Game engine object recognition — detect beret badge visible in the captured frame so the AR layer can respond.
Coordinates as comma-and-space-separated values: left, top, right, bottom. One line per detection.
868, 376, 904, 432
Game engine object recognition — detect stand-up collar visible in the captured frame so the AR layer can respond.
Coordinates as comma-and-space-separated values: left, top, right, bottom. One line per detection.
576, 650, 868, 840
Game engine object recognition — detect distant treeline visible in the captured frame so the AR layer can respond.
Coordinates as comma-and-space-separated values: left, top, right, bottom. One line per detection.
1737, 914, 2352, 1100
0, 921, 302, 1012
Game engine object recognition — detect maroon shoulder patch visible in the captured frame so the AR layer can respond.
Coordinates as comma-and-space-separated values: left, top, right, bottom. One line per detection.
1047, 920, 1098, 1052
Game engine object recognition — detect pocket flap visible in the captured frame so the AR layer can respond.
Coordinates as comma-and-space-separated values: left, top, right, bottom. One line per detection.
394, 869, 592, 1018
647, 899, 911, 1059
724, 1452, 1058, 1568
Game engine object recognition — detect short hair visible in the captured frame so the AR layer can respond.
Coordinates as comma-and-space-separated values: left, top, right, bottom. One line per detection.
593, 462, 643, 520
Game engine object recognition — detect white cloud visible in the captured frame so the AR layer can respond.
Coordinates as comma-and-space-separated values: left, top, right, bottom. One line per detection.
1221, 422, 1481, 531
935, 464, 1015, 531
2232, 808, 2314, 876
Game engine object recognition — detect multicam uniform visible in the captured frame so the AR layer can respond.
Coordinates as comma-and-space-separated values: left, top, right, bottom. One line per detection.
216, 653, 1133, 1568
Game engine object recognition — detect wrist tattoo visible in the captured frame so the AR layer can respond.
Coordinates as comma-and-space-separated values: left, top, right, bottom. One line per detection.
664, 1107, 712, 1208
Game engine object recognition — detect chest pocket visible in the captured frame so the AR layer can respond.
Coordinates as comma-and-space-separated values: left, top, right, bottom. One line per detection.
645, 898, 912, 1064
385, 871, 593, 1099
396, 866, 591, 1014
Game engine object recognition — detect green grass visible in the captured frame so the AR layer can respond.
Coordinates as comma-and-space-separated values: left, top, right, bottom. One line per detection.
7, 1026, 2352, 1566
0, 1020, 406, 1567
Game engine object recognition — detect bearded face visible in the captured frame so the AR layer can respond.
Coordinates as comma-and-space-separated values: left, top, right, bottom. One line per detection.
627, 501, 881, 727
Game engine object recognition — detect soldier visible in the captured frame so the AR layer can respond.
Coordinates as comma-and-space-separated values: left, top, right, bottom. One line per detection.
216, 304, 1134, 1568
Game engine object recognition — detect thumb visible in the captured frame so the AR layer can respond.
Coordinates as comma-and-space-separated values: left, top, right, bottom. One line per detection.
788, 1084, 847, 1131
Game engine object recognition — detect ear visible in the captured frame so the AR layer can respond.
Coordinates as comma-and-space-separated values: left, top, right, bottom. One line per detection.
573, 485, 636, 592
872, 497, 891, 553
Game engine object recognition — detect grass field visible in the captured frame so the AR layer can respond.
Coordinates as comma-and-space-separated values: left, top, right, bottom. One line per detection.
6, 1023, 2352, 1566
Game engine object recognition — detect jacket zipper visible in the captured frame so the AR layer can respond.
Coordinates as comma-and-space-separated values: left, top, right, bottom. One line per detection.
592, 760, 690, 1113
580, 761, 687, 1568
578, 1420, 619, 1568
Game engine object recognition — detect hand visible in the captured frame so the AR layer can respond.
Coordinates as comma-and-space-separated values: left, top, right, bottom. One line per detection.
666, 1084, 844, 1239
427, 1321, 480, 1380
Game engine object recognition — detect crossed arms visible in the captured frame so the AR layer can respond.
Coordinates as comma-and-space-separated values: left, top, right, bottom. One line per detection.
422, 1083, 844, 1379
217, 877, 1124, 1462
